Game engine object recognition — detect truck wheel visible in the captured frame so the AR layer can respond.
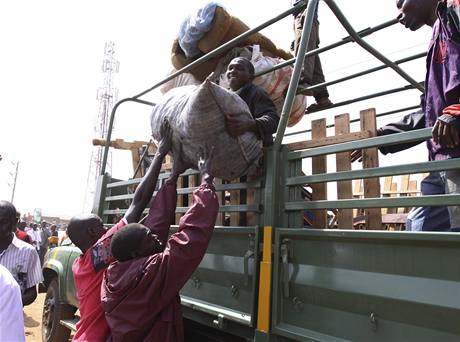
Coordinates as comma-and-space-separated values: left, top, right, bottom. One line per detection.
42, 278, 76, 342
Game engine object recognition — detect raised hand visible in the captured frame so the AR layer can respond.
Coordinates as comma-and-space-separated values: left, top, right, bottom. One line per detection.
157, 120, 173, 157
197, 146, 215, 185
432, 116, 460, 148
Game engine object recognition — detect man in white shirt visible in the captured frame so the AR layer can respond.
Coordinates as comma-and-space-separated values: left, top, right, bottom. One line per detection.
26, 223, 41, 251
0, 264, 25, 341
0, 201, 43, 306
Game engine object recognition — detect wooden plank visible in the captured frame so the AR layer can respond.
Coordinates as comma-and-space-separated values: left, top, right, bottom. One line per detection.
399, 175, 410, 213
360, 109, 382, 230
409, 180, 418, 195
311, 119, 328, 228
381, 176, 393, 215
380, 189, 419, 195
353, 179, 363, 197
335, 114, 353, 229
287, 160, 303, 228
131, 148, 141, 178
92, 138, 151, 150
214, 178, 224, 225
400, 175, 410, 195
230, 178, 241, 226
382, 213, 408, 224
246, 182, 256, 226
175, 176, 184, 224
353, 179, 363, 219
382, 176, 393, 195
162, 155, 173, 171
287, 131, 372, 151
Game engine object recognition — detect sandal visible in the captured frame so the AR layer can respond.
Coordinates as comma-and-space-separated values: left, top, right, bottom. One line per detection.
307, 98, 333, 112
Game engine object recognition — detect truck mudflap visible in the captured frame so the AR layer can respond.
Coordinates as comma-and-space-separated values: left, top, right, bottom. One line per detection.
271, 229, 460, 341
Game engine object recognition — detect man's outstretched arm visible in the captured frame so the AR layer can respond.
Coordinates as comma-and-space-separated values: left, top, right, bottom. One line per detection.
142, 151, 190, 245
124, 124, 172, 224
143, 149, 218, 308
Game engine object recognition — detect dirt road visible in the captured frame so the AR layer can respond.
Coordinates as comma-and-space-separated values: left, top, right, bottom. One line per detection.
23, 292, 45, 342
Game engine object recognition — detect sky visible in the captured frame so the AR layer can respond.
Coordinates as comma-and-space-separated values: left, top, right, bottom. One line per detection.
0, 0, 432, 218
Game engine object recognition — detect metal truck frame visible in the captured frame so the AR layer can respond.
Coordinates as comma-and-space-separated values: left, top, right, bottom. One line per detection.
41, 1, 460, 341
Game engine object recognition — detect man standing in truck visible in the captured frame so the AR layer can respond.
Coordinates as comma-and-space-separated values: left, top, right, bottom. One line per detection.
397, 0, 460, 229
291, 0, 333, 112
67, 125, 172, 341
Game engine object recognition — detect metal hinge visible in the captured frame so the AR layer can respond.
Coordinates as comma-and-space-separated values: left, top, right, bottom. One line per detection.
280, 238, 293, 298
243, 233, 255, 287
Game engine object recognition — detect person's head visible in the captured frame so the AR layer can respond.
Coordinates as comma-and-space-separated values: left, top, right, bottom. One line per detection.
17, 221, 27, 231
110, 223, 163, 262
396, 0, 438, 30
67, 214, 105, 253
50, 224, 57, 232
0, 200, 18, 242
226, 57, 255, 91
41, 221, 47, 228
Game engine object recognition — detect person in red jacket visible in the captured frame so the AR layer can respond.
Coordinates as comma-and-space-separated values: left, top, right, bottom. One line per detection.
101, 151, 218, 342
15, 221, 32, 245
67, 124, 173, 342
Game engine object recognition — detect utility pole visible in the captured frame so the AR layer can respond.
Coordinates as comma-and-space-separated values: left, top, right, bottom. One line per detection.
8, 161, 19, 203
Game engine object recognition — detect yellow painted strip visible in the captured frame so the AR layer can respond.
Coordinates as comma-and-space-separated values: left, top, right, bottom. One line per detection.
262, 225, 272, 263
257, 226, 272, 332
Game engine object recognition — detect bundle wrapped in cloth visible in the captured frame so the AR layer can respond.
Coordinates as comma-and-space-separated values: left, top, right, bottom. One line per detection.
151, 80, 262, 181
172, 4, 292, 81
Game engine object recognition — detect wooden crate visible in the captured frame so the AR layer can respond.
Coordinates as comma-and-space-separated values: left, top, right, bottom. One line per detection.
288, 108, 381, 229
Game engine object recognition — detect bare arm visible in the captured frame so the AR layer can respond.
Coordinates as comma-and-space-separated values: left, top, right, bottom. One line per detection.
22, 286, 37, 306
124, 123, 172, 223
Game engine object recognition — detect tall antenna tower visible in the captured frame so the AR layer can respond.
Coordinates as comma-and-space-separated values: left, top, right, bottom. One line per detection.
83, 41, 119, 213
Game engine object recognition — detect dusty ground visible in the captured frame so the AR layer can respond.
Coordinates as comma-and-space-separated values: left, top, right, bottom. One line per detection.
23, 292, 45, 342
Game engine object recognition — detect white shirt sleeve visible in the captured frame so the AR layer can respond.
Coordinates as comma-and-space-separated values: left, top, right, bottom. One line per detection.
0, 265, 25, 342
26, 230, 35, 242
35, 230, 42, 244
26, 248, 44, 288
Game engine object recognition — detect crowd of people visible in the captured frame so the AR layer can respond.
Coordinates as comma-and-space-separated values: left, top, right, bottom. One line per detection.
1, 0, 459, 341
15, 220, 62, 263
0, 212, 66, 341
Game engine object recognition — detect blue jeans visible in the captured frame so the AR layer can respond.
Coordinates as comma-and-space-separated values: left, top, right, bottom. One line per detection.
440, 169, 460, 230
406, 172, 451, 231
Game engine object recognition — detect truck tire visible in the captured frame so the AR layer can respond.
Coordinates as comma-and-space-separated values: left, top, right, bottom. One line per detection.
42, 278, 76, 342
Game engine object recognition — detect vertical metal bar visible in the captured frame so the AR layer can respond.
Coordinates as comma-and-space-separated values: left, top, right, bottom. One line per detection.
101, 98, 133, 176
255, 18, 399, 77
274, 0, 319, 147
10, 162, 19, 203
323, 0, 424, 92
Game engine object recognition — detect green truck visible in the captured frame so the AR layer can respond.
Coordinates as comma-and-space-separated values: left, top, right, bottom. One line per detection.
40, 1, 460, 341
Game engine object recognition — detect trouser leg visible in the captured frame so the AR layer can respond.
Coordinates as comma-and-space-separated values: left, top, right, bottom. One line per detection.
406, 172, 450, 231
293, 16, 329, 100
443, 169, 460, 229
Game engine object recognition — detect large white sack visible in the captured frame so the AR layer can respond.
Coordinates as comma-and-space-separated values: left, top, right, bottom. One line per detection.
273, 95, 307, 127
219, 45, 291, 102
160, 67, 200, 95
151, 80, 263, 181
